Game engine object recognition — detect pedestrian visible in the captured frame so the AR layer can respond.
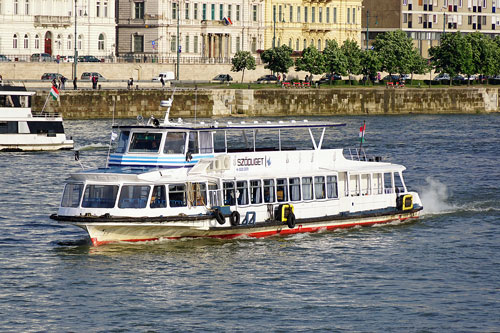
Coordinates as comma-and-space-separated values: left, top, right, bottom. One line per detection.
60, 76, 66, 90
277, 74, 281, 82
130, 78, 134, 89
283, 73, 287, 82
160, 76, 165, 88
73, 77, 77, 90
52, 78, 57, 87
0, 74, 3, 86
304, 75, 308, 83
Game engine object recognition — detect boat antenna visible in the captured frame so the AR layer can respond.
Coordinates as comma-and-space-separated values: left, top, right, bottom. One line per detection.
161, 86, 177, 125
105, 98, 117, 168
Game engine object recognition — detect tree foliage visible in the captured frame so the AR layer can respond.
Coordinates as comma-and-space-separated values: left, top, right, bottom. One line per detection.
466, 32, 498, 78
360, 50, 381, 84
231, 51, 256, 83
341, 39, 362, 78
260, 45, 294, 74
373, 30, 415, 76
322, 39, 348, 76
295, 46, 325, 75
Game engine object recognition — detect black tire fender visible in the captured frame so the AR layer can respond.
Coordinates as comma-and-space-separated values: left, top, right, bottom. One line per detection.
213, 209, 225, 225
229, 211, 240, 226
287, 212, 296, 229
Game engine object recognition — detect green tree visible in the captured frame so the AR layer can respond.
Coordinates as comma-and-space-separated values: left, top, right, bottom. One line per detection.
429, 32, 473, 86
231, 51, 256, 83
323, 39, 348, 79
294, 46, 325, 78
373, 30, 415, 79
341, 39, 362, 84
466, 32, 498, 84
260, 45, 294, 75
360, 50, 381, 85
408, 49, 429, 84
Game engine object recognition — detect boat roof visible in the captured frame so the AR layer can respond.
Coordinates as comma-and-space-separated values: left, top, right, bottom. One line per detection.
0, 85, 35, 96
113, 120, 346, 131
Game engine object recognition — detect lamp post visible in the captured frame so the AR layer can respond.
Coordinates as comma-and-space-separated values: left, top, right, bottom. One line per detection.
73, 0, 78, 80
176, 2, 180, 80
272, 5, 276, 49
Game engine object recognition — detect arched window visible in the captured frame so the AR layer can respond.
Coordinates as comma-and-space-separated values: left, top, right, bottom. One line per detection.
296, 39, 299, 51
317, 39, 321, 51
13, 34, 18, 48
35, 34, 40, 49
303, 39, 306, 50
24, 34, 29, 48
288, 39, 292, 48
25, 0, 29, 15
98, 33, 105, 50
310, 39, 314, 47
67, 34, 72, 50
56, 34, 62, 50
277, 38, 280, 47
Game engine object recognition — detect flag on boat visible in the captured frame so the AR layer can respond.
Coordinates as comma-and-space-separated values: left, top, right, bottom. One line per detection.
359, 122, 366, 143
50, 85, 59, 101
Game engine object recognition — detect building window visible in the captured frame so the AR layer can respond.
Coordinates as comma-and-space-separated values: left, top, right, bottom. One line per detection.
35, 34, 40, 49
104, 1, 108, 17
194, 3, 198, 20
319, 7, 322, 23
194, 35, 198, 53
279, 5, 282, 22
78, 35, 82, 50
297, 7, 301, 22
98, 33, 105, 50
202, 4, 206, 20
133, 34, 143, 52
236, 5, 240, 21
219, 4, 223, 20
404, 13, 408, 23
96, 1, 100, 17
288, 38, 292, 48
303, 38, 306, 49
66, 35, 70, 50
172, 3, 177, 20
334, 7, 337, 23
289, 5, 293, 22
305, 6, 308, 22
236, 36, 240, 52
25, 0, 29, 14
317, 39, 321, 50
14, 0, 18, 14
353, 7, 356, 24
347, 8, 350, 23
185, 3, 189, 19
185, 35, 189, 53
13, 34, 18, 48
296, 38, 299, 50
251, 37, 256, 52
228, 4, 232, 19
56, 34, 61, 50
312, 7, 315, 23
211, 4, 215, 20
326, 7, 330, 23
134, 2, 144, 19
253, 5, 257, 21
171, 35, 176, 52
24, 34, 29, 49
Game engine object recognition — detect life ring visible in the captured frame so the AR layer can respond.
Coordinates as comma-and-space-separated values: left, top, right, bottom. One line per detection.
287, 212, 296, 229
213, 209, 225, 225
230, 211, 240, 226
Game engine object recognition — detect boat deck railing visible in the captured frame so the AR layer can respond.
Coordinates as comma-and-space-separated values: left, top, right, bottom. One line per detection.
347, 148, 368, 161
31, 111, 61, 118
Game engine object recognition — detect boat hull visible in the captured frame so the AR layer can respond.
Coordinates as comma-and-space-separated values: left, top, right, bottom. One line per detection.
53, 208, 422, 246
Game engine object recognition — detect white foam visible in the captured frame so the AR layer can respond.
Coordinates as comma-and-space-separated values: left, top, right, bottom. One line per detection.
418, 177, 456, 216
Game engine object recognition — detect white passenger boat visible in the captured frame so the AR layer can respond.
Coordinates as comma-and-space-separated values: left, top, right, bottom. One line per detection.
51, 99, 422, 246
0, 85, 73, 151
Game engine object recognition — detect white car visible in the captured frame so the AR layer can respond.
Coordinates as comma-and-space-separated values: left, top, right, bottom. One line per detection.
152, 72, 175, 81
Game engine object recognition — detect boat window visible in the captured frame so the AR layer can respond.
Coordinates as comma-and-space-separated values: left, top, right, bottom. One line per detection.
236, 181, 249, 205
169, 184, 187, 207
314, 176, 326, 199
384, 173, 393, 194
82, 185, 119, 208
349, 174, 360, 196
118, 185, 151, 209
208, 183, 221, 206
302, 177, 313, 200
213, 131, 226, 153
289, 177, 301, 201
163, 132, 186, 154
263, 179, 275, 203
0, 121, 18, 134
187, 131, 199, 154
188, 182, 207, 206
277, 178, 288, 202
394, 172, 405, 194
150, 185, 167, 208
61, 183, 84, 207
338, 172, 348, 197
327, 176, 338, 198
255, 129, 279, 152
114, 131, 130, 154
250, 180, 262, 204
226, 129, 254, 152
223, 181, 236, 205
129, 132, 162, 153
372, 173, 383, 194
199, 131, 213, 154
361, 174, 370, 195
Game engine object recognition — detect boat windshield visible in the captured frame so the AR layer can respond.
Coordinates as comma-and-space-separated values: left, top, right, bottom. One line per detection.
114, 131, 130, 154
129, 132, 162, 153
163, 132, 186, 154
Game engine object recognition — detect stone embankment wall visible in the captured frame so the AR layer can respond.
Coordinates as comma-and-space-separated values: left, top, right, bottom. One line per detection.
34, 88, 499, 119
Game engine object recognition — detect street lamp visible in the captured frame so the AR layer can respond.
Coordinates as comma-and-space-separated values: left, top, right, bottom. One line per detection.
272, 5, 276, 49
73, 0, 78, 80
176, 2, 180, 80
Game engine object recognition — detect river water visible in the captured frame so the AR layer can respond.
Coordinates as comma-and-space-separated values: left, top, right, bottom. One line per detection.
0, 114, 498, 332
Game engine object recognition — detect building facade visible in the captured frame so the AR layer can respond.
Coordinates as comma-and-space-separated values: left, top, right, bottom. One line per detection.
0, 0, 116, 60
116, 0, 265, 61
264, 0, 363, 51
362, 0, 500, 58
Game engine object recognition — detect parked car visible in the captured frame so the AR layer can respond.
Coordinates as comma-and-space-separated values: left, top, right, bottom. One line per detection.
256, 75, 278, 83
62, 55, 75, 63
0, 55, 11, 62
382, 74, 409, 81
41, 73, 63, 81
81, 72, 106, 81
212, 74, 233, 83
433, 73, 451, 81
152, 72, 175, 81
78, 55, 101, 62
316, 73, 342, 84
31, 53, 53, 62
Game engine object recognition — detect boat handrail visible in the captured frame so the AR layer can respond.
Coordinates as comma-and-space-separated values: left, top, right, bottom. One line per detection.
32, 112, 61, 118
347, 148, 368, 161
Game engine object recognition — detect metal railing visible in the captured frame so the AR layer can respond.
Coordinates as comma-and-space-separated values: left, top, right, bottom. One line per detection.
347, 148, 368, 161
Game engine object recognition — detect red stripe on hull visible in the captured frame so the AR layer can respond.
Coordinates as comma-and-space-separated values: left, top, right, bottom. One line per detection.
89, 215, 419, 246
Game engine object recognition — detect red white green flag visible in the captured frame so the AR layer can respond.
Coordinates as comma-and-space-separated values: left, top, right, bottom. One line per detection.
359, 122, 366, 143
50, 85, 59, 100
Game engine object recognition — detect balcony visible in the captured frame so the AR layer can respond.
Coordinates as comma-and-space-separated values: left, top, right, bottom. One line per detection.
302, 23, 332, 32
34, 15, 71, 28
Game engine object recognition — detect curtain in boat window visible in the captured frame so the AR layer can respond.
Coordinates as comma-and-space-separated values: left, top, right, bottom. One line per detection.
263, 179, 275, 203
277, 178, 288, 202
314, 176, 325, 199
198, 131, 213, 154
327, 176, 338, 198
188, 132, 199, 154
237, 181, 249, 205
223, 181, 236, 205
289, 177, 301, 201
250, 180, 262, 204
302, 177, 313, 200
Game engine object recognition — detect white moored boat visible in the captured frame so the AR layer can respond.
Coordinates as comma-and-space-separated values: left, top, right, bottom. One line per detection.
0, 85, 73, 151
51, 99, 422, 246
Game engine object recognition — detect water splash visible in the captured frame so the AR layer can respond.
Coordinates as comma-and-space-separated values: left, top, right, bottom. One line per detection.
418, 177, 456, 215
